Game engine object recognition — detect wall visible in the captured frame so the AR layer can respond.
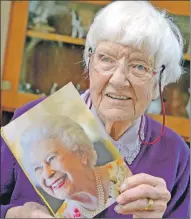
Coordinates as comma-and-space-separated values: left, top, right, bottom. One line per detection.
1, 1, 12, 78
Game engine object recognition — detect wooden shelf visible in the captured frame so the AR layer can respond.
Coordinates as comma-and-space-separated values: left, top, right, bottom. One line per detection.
79, 1, 190, 16
184, 53, 190, 61
2, 92, 189, 143
150, 1, 190, 16
149, 114, 190, 142
77, 1, 111, 5
1, 90, 41, 112
26, 30, 85, 46
27, 30, 190, 61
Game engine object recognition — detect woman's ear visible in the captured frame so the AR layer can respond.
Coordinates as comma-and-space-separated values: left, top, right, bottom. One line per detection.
81, 154, 88, 165
152, 81, 159, 100
152, 90, 158, 100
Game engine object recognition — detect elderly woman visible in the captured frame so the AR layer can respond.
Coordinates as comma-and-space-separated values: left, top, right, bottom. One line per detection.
19, 115, 130, 218
1, 1, 190, 218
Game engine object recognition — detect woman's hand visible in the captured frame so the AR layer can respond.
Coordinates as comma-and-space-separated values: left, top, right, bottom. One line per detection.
114, 173, 171, 218
6, 202, 54, 218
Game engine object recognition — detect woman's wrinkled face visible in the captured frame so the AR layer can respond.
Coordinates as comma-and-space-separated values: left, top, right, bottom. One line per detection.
89, 41, 157, 122
30, 138, 88, 200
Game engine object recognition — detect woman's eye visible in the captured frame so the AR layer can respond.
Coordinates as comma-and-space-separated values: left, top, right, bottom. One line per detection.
135, 64, 145, 71
100, 56, 114, 63
130, 63, 148, 73
48, 156, 56, 163
34, 166, 42, 172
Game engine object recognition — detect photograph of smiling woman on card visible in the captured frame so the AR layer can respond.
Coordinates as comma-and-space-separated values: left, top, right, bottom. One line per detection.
18, 114, 131, 218
2, 83, 132, 218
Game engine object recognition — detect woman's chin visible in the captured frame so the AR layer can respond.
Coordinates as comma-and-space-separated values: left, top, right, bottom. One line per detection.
53, 190, 70, 200
101, 109, 133, 122
43, 187, 58, 199
47, 184, 71, 200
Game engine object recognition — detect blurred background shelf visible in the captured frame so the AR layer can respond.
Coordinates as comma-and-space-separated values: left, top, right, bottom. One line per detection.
26, 30, 191, 62
150, 1, 190, 16
1, 1, 190, 143
27, 30, 85, 46
1, 90, 41, 112
149, 114, 190, 142
80, 1, 190, 16
184, 53, 190, 61
78, 1, 111, 6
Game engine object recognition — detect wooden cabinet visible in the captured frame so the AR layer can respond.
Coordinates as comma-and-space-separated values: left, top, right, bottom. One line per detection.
1, 1, 190, 141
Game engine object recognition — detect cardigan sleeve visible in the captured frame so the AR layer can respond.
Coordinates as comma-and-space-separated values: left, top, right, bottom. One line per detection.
164, 139, 190, 218
0, 99, 45, 218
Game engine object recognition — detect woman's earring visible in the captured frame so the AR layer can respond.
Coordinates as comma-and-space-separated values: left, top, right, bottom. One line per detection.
88, 47, 93, 58
87, 47, 93, 87
81, 155, 88, 165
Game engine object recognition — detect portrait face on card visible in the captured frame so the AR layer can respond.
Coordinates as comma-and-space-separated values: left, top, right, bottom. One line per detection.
2, 83, 132, 218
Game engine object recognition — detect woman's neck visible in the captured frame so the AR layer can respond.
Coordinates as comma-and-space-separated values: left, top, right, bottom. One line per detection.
70, 168, 97, 208
71, 192, 98, 211
70, 167, 109, 211
105, 119, 135, 140
91, 104, 136, 141
98, 166, 110, 201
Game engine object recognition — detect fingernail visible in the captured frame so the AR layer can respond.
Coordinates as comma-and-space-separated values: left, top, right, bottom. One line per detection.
121, 183, 127, 191
116, 195, 122, 203
114, 205, 121, 213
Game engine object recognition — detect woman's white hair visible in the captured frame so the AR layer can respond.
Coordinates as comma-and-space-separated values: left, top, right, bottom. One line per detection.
84, 1, 184, 95
20, 115, 97, 167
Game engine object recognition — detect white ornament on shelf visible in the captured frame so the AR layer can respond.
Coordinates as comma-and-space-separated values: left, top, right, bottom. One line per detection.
186, 88, 190, 117
50, 83, 58, 95
29, 1, 70, 27
29, 1, 55, 24
146, 97, 162, 115
71, 10, 85, 39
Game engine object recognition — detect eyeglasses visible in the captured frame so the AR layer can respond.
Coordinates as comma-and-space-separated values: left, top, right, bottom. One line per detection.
89, 52, 162, 83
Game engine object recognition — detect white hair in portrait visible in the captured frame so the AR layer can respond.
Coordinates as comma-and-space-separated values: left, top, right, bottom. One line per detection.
20, 115, 97, 167
84, 1, 184, 95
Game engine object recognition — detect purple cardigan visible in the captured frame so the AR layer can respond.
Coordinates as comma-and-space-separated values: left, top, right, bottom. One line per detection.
1, 98, 190, 218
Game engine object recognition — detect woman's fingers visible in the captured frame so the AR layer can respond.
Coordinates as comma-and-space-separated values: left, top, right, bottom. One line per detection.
117, 184, 170, 205
132, 210, 164, 218
24, 202, 51, 213
121, 173, 167, 192
114, 199, 167, 214
5, 206, 23, 218
31, 210, 54, 218
22, 202, 54, 218
115, 173, 171, 218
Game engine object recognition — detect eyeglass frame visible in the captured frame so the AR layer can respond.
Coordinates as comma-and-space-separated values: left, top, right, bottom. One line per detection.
87, 48, 164, 83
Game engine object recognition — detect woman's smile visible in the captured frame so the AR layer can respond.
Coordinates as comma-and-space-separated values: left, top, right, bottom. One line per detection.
49, 174, 68, 190
106, 93, 131, 100
104, 93, 133, 107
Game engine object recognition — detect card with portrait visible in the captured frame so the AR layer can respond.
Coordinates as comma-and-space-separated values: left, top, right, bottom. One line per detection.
1, 82, 132, 218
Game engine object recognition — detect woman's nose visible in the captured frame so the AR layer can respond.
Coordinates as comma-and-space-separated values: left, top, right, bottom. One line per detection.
109, 59, 130, 87
43, 163, 55, 179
